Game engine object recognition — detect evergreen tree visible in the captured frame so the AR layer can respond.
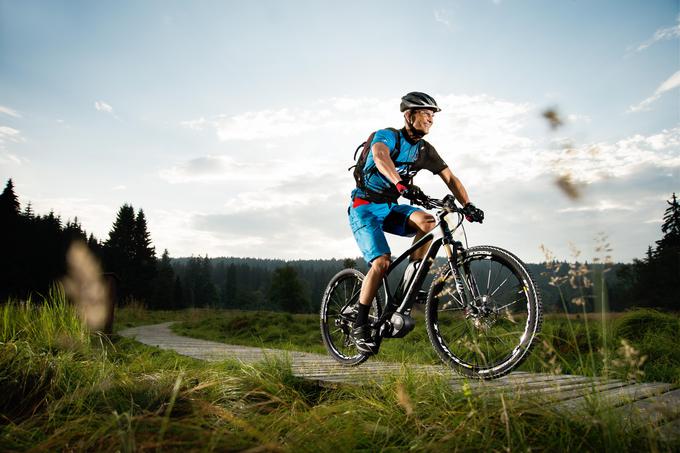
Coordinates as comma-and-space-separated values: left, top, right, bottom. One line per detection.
103, 204, 137, 303
87, 233, 101, 256
269, 265, 310, 313
200, 256, 219, 307
0, 179, 21, 301
152, 249, 175, 309
173, 275, 185, 309
629, 193, 680, 310
0, 179, 20, 218
23, 202, 34, 219
63, 217, 87, 246
654, 193, 680, 308
221, 263, 237, 308
133, 209, 157, 302
656, 193, 680, 256
343, 258, 357, 269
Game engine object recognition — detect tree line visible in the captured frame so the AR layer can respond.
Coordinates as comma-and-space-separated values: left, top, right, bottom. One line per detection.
1, 178, 678, 312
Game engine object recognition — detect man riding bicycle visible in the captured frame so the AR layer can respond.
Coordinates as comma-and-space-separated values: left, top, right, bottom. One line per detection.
348, 91, 484, 354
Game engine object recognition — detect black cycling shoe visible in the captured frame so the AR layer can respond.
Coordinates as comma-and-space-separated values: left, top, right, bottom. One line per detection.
350, 325, 378, 355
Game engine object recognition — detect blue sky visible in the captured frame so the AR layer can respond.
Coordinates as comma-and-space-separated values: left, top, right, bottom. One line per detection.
1, 0, 678, 262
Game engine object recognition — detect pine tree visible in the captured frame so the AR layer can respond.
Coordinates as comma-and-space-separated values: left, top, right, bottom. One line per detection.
173, 276, 184, 309
0, 179, 20, 218
269, 265, 311, 313
200, 256, 218, 307
656, 193, 680, 256
654, 193, 680, 309
0, 179, 21, 301
221, 263, 237, 308
152, 249, 175, 309
343, 258, 357, 269
630, 193, 680, 309
103, 204, 137, 302
23, 202, 34, 220
133, 209, 157, 302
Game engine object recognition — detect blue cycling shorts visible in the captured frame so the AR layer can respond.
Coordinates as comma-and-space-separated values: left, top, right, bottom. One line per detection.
348, 202, 422, 264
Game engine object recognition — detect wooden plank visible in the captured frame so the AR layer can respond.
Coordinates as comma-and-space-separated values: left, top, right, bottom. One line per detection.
553, 383, 673, 412
613, 388, 680, 425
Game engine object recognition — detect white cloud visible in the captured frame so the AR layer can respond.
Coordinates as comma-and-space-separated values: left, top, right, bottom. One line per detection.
0, 126, 22, 141
112, 185, 127, 191
94, 101, 114, 113
0, 152, 23, 165
0, 126, 25, 151
557, 200, 634, 213
0, 106, 21, 118
549, 127, 680, 184
631, 16, 680, 53
159, 155, 282, 183
434, 10, 452, 28
177, 93, 680, 189
181, 97, 394, 141
628, 70, 680, 113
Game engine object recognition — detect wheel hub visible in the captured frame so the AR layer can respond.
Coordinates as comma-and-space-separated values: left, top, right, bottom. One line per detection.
466, 295, 498, 330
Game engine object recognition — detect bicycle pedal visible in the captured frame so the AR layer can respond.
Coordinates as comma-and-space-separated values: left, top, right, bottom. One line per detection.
415, 289, 428, 304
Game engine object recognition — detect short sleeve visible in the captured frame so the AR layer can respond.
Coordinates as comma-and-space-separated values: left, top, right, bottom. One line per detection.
420, 142, 448, 174
370, 129, 398, 151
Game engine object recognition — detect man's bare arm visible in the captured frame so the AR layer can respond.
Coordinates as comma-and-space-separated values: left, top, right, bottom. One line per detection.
438, 167, 471, 206
372, 142, 402, 185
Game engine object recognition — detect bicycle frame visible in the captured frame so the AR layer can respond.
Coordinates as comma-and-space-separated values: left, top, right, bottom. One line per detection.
373, 208, 469, 330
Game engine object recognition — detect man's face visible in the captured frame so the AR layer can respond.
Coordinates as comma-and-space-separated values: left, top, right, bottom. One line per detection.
409, 109, 435, 134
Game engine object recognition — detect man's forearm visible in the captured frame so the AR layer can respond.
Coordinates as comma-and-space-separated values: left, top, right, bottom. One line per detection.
447, 175, 470, 206
372, 143, 402, 185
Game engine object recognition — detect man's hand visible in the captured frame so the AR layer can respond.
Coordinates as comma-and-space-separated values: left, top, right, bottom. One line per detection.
396, 181, 424, 201
463, 203, 484, 223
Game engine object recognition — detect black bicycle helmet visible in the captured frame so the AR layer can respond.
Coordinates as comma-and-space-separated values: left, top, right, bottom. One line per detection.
400, 92, 441, 112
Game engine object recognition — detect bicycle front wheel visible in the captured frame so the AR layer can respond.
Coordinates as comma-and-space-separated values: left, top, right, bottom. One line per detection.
320, 268, 382, 366
425, 246, 542, 379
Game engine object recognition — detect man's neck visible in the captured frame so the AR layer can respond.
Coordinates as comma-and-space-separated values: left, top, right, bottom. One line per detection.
402, 126, 424, 143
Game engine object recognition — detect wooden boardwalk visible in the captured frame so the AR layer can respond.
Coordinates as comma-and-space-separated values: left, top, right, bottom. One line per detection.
119, 322, 680, 439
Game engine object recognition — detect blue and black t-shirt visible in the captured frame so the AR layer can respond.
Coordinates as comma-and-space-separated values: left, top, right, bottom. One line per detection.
352, 127, 448, 203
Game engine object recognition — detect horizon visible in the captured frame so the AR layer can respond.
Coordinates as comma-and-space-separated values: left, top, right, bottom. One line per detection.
1, 1, 678, 263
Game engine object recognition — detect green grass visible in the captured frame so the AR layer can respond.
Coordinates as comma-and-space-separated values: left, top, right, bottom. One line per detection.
173, 308, 680, 385
2, 295, 679, 451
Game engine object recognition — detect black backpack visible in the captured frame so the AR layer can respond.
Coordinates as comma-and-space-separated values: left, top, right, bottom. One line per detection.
349, 127, 401, 192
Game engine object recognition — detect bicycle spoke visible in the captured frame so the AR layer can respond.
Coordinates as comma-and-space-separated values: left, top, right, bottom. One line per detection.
494, 298, 523, 312
489, 275, 510, 297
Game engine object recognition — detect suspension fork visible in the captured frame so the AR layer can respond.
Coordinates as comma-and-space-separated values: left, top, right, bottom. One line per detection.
443, 239, 481, 308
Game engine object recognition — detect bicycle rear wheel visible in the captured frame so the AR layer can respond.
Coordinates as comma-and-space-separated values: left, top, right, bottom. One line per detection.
320, 268, 382, 366
425, 246, 542, 379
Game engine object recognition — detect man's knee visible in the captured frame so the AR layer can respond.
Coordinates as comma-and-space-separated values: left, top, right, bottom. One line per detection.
410, 212, 436, 233
370, 255, 391, 276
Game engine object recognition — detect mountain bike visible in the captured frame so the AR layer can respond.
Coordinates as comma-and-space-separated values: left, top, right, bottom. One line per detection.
320, 194, 542, 379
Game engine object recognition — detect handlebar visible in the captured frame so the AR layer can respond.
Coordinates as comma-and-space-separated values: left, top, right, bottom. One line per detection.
408, 193, 462, 214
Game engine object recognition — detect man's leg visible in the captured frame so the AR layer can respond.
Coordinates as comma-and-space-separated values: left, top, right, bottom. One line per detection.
357, 254, 391, 314
407, 211, 436, 261
352, 254, 390, 354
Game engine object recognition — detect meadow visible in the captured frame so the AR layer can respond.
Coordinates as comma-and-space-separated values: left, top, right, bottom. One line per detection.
1, 289, 677, 451
167, 306, 680, 386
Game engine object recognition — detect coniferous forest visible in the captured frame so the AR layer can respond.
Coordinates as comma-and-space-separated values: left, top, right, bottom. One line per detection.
1, 178, 678, 313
